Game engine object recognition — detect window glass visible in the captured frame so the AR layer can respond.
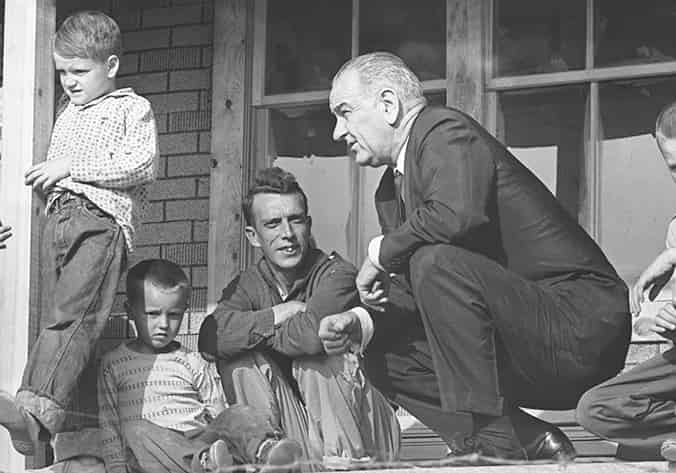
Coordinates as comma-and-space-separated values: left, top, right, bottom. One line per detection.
269, 105, 352, 259
498, 86, 588, 218
494, 0, 585, 76
265, 0, 351, 95
596, 0, 676, 67
359, 0, 445, 80
598, 77, 676, 285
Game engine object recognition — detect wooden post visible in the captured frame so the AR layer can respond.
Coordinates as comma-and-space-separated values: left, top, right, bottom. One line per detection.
0, 0, 55, 471
446, 0, 486, 123
207, 0, 249, 310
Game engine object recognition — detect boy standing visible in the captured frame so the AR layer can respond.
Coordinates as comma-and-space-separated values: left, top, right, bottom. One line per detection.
100, 259, 302, 473
0, 10, 157, 466
577, 100, 676, 461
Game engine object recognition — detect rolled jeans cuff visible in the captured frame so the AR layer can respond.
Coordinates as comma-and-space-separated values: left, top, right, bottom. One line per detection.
16, 389, 66, 435
53, 428, 103, 462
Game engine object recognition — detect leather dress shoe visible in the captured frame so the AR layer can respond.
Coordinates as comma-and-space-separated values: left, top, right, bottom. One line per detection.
444, 436, 525, 466
523, 427, 576, 462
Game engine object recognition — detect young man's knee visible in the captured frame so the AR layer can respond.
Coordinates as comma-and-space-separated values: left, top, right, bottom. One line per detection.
576, 387, 612, 436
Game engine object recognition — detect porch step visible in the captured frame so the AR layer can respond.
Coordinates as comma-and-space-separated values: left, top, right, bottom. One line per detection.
399, 409, 618, 462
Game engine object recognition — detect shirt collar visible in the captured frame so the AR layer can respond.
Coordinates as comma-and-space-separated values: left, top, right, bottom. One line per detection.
392, 103, 424, 175
75, 87, 135, 110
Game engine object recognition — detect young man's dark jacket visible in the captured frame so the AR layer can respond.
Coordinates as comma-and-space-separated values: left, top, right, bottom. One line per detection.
199, 248, 361, 383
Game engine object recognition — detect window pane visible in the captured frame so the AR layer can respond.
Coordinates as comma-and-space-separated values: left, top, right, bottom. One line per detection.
498, 86, 588, 218
265, 0, 351, 95
494, 0, 585, 76
269, 105, 353, 260
598, 78, 676, 284
596, 0, 676, 67
359, 0, 445, 80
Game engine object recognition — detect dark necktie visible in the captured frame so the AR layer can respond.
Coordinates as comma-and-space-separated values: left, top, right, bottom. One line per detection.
393, 170, 406, 220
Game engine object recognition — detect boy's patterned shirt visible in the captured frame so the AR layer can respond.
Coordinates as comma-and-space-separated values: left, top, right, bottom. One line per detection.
46, 88, 158, 251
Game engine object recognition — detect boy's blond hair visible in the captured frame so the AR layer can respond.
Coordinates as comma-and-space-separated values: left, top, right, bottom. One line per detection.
55, 10, 122, 62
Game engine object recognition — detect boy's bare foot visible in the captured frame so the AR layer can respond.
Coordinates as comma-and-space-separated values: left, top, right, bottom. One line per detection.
0, 391, 40, 455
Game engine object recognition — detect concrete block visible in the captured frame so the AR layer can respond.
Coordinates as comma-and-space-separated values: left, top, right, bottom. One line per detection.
169, 110, 211, 132
191, 265, 208, 287
118, 52, 140, 75
169, 69, 211, 91
142, 201, 165, 222
135, 221, 193, 245
203, 2, 214, 23
162, 242, 208, 265
187, 308, 208, 334
155, 113, 169, 134
147, 91, 200, 114
112, 9, 141, 31
123, 28, 171, 51
159, 132, 199, 155
118, 72, 168, 94
171, 24, 212, 47
112, 0, 170, 9
142, 5, 202, 28
193, 220, 209, 242
199, 90, 212, 111
148, 177, 196, 200
141, 47, 202, 72
166, 198, 209, 221
172, 0, 207, 4
128, 245, 162, 265
167, 154, 211, 177
199, 132, 211, 152
202, 46, 212, 68
197, 177, 209, 197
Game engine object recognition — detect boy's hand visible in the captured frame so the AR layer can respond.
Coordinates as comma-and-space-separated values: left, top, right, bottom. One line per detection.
24, 157, 71, 192
318, 311, 361, 355
272, 301, 307, 325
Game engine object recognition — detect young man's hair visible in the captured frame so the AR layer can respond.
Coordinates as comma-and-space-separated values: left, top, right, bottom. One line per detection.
55, 10, 122, 62
126, 259, 191, 305
656, 100, 676, 139
242, 167, 309, 225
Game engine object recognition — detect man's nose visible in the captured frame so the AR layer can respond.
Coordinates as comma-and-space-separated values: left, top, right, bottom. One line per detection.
332, 117, 346, 142
279, 219, 294, 238
63, 74, 76, 87
157, 313, 169, 328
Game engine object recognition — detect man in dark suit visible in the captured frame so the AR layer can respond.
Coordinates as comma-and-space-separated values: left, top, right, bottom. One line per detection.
319, 52, 631, 462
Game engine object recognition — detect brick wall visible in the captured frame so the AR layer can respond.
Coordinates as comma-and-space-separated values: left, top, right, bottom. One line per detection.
55, 0, 216, 351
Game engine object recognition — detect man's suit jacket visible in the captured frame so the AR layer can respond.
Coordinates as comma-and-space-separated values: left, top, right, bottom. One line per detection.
375, 105, 623, 287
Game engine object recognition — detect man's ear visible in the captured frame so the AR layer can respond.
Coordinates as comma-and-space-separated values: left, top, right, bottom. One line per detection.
244, 225, 262, 248
380, 88, 401, 126
106, 55, 120, 79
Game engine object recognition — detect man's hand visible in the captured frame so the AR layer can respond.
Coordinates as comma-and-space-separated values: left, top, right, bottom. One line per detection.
318, 311, 362, 355
634, 303, 676, 341
272, 301, 307, 325
0, 221, 11, 250
24, 157, 71, 193
356, 257, 390, 312
630, 248, 676, 315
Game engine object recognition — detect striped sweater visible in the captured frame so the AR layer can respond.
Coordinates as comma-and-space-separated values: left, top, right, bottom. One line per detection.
98, 342, 227, 473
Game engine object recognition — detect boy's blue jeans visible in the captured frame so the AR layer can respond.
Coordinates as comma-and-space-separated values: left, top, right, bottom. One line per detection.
16, 192, 126, 448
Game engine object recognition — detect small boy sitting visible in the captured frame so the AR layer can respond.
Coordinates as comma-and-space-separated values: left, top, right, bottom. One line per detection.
99, 259, 303, 473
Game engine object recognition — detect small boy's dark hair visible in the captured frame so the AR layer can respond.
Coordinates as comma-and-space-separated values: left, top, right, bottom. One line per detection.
55, 10, 122, 62
126, 259, 191, 306
242, 167, 308, 225
656, 101, 676, 139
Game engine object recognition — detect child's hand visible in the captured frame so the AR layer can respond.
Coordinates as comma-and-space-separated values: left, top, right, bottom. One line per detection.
24, 157, 71, 192
654, 302, 676, 340
630, 248, 676, 314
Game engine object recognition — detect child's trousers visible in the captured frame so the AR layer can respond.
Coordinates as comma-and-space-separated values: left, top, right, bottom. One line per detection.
16, 192, 126, 449
122, 405, 281, 473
